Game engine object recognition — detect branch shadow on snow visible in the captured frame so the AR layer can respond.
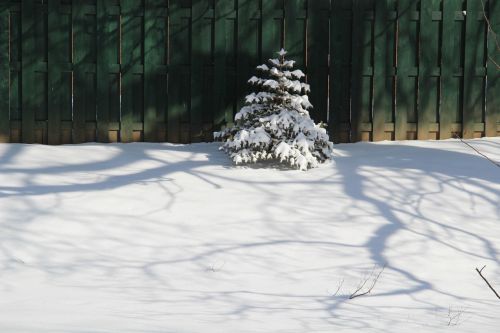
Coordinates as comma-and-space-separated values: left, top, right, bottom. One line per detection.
0, 139, 499, 330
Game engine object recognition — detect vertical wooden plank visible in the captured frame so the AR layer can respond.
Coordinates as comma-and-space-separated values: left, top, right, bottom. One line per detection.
284, 0, 306, 65
441, 0, 465, 139
22, 0, 36, 143
373, 0, 396, 141
463, 0, 486, 138
47, 0, 62, 144
330, 0, 352, 143
97, 0, 110, 142
396, 0, 419, 140
168, 0, 190, 143
237, 0, 260, 115
486, 0, 500, 137
34, 1, 48, 144
214, 0, 233, 130
73, 0, 85, 143
121, 0, 143, 143
144, 0, 162, 142
351, 0, 375, 142
419, 0, 441, 140
9, 9, 21, 142
0, 2, 9, 143
200, 2, 215, 141
190, 0, 207, 142
262, 0, 284, 62
307, 0, 330, 124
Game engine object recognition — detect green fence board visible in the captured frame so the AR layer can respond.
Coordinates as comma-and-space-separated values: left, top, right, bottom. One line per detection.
307, 0, 329, 124
121, 0, 141, 143
214, 0, 232, 130
418, 0, 441, 140
0, 3, 9, 143
73, 0, 88, 143
464, 0, 487, 139
441, 0, 464, 139
48, 0, 62, 144
96, 0, 110, 142
237, 0, 260, 115
330, 0, 352, 143
284, 0, 305, 65
144, 0, 162, 142
486, 0, 500, 137
262, 0, 283, 61
373, 0, 396, 141
190, 0, 208, 142
168, 1, 190, 143
396, 0, 417, 140
21, 0, 36, 143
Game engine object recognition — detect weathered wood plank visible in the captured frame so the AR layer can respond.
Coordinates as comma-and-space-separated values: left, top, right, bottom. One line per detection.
330, 0, 352, 143
307, 0, 330, 124
351, 0, 375, 142
190, 0, 208, 142
0, 2, 9, 142
418, 0, 441, 140
96, 0, 110, 142
396, 0, 418, 140
373, 0, 396, 141
441, 0, 465, 139
168, 1, 190, 143
485, 0, 499, 137
21, 0, 36, 143
214, 0, 233, 131
463, 0, 486, 139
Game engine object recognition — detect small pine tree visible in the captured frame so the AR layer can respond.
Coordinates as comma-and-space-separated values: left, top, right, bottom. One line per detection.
214, 49, 334, 170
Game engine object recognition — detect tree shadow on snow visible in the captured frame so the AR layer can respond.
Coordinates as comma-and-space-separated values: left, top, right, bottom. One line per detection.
0, 139, 499, 330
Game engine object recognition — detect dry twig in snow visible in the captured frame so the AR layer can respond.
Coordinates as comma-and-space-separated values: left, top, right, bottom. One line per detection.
475, 265, 500, 300
349, 264, 386, 299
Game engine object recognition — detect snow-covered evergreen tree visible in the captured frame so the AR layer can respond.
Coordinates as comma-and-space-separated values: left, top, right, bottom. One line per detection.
214, 49, 334, 170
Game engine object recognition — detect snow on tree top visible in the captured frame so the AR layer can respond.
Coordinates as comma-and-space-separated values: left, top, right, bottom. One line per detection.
269, 58, 281, 67
278, 48, 287, 56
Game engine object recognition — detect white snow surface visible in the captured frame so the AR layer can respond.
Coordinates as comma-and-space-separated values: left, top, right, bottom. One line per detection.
0, 138, 499, 332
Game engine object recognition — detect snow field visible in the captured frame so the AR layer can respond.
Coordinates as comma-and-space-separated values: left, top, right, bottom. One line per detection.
0, 138, 499, 332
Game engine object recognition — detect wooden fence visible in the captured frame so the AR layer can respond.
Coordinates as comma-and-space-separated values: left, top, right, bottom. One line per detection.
0, 0, 498, 144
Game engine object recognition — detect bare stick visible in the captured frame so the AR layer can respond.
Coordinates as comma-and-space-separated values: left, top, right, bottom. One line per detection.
475, 265, 500, 299
453, 133, 500, 168
349, 264, 386, 299
331, 278, 344, 297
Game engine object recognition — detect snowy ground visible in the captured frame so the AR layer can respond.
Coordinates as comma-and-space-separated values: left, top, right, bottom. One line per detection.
0, 138, 499, 332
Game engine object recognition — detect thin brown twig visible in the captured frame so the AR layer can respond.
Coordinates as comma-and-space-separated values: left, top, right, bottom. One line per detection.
475, 265, 500, 300
349, 264, 386, 299
453, 134, 500, 168
331, 278, 344, 297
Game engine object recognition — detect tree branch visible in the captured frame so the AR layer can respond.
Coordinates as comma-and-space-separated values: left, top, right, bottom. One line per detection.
475, 265, 500, 300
